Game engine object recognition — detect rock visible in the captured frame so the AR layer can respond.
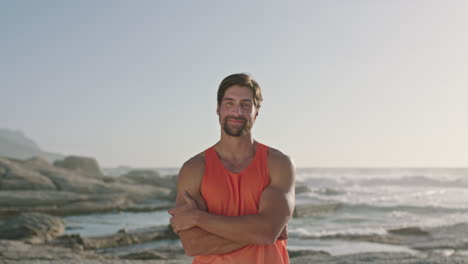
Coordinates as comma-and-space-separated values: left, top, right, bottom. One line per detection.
23, 158, 172, 199
406, 223, 468, 251
288, 249, 330, 258
0, 156, 173, 216
0, 212, 64, 243
293, 203, 342, 218
53, 155, 104, 178
302, 233, 402, 245
82, 225, 178, 250
49, 234, 86, 250
0, 157, 57, 190
0, 190, 133, 215
120, 170, 177, 189
2, 238, 468, 264
117, 228, 129, 234
388, 227, 430, 236
295, 184, 311, 194
0, 189, 175, 216
315, 187, 345, 196
24, 156, 51, 167
0, 238, 193, 263
289, 251, 468, 264
120, 250, 167, 260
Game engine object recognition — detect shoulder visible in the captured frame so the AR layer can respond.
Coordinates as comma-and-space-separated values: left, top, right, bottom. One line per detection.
176, 152, 207, 206
265, 145, 295, 191
182, 152, 205, 170
179, 152, 205, 181
176, 152, 206, 194
266, 145, 295, 171
177, 151, 206, 186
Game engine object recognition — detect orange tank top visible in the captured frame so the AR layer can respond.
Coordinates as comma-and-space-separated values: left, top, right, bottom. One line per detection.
193, 142, 289, 264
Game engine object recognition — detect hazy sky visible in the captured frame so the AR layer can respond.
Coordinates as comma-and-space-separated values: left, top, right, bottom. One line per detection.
1, 1, 467, 167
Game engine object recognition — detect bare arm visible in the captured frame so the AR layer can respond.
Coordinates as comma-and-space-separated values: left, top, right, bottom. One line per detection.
172, 156, 248, 256
172, 150, 295, 245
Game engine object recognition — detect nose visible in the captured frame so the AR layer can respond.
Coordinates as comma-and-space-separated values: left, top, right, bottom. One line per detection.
230, 103, 243, 116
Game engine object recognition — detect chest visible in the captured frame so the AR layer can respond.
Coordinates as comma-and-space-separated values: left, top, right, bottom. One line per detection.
220, 155, 255, 174
201, 166, 270, 216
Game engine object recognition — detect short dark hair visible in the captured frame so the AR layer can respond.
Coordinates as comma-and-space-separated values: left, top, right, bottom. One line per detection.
217, 73, 263, 109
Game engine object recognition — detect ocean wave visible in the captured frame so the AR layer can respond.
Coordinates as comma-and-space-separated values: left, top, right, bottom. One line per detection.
289, 226, 388, 240
299, 175, 468, 189
294, 202, 343, 218
341, 203, 468, 214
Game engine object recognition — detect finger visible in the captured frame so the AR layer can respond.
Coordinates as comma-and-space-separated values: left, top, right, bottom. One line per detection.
184, 191, 194, 200
184, 192, 197, 206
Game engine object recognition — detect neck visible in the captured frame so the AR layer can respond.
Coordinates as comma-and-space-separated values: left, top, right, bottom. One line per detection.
216, 132, 256, 160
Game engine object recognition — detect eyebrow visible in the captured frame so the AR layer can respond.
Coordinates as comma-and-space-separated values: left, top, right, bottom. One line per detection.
222, 97, 253, 103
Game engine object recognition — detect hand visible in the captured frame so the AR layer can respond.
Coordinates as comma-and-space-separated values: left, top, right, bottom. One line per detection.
277, 224, 288, 240
168, 191, 200, 233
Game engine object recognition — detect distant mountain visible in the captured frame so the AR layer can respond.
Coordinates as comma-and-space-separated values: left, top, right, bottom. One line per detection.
0, 128, 65, 163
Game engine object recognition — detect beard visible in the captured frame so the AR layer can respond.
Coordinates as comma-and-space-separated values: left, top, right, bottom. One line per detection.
222, 116, 252, 137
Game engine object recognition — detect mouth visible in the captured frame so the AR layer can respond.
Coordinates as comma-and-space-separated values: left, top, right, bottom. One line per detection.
227, 118, 245, 125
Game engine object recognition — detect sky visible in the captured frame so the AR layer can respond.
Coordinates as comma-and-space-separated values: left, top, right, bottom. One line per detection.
1, 1, 467, 168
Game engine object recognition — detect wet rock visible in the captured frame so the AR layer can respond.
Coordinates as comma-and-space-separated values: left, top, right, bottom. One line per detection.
295, 182, 311, 194
0, 212, 64, 243
120, 250, 167, 260
81, 225, 178, 250
302, 233, 403, 245
49, 234, 86, 250
289, 250, 468, 264
293, 203, 341, 218
0, 239, 192, 263
288, 249, 330, 258
388, 227, 430, 236
315, 187, 345, 196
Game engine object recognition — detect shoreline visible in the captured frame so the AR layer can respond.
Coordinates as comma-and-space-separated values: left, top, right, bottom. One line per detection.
2, 238, 468, 264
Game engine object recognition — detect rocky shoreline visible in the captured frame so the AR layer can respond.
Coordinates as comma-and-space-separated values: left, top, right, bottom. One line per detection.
1, 156, 468, 263
2, 236, 468, 264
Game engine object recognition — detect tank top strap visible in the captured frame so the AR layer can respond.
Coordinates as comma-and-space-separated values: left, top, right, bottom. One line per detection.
204, 146, 218, 171
257, 142, 267, 157
204, 142, 269, 175
251, 142, 270, 187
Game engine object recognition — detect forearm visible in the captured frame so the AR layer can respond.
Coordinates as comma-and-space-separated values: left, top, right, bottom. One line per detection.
179, 226, 248, 256
194, 211, 285, 245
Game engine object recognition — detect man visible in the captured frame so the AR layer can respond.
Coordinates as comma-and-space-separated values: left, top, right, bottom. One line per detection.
168, 73, 295, 264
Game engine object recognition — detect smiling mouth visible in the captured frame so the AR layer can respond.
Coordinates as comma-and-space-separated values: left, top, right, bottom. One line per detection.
228, 119, 245, 124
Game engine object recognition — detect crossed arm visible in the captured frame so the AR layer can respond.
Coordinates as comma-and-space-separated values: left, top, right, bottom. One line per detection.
169, 152, 295, 256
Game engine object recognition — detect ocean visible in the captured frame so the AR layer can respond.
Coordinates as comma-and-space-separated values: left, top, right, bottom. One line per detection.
64, 168, 468, 255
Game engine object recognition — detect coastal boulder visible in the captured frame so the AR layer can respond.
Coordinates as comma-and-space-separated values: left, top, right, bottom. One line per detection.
53, 155, 104, 178
120, 170, 177, 189
0, 157, 56, 190
0, 212, 64, 243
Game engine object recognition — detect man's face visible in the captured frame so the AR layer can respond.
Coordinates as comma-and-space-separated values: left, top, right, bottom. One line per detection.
217, 85, 258, 137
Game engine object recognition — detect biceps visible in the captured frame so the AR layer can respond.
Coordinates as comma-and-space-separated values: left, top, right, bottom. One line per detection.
258, 186, 294, 223
175, 181, 207, 210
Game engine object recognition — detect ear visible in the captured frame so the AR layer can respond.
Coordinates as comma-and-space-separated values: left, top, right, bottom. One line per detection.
216, 105, 220, 115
